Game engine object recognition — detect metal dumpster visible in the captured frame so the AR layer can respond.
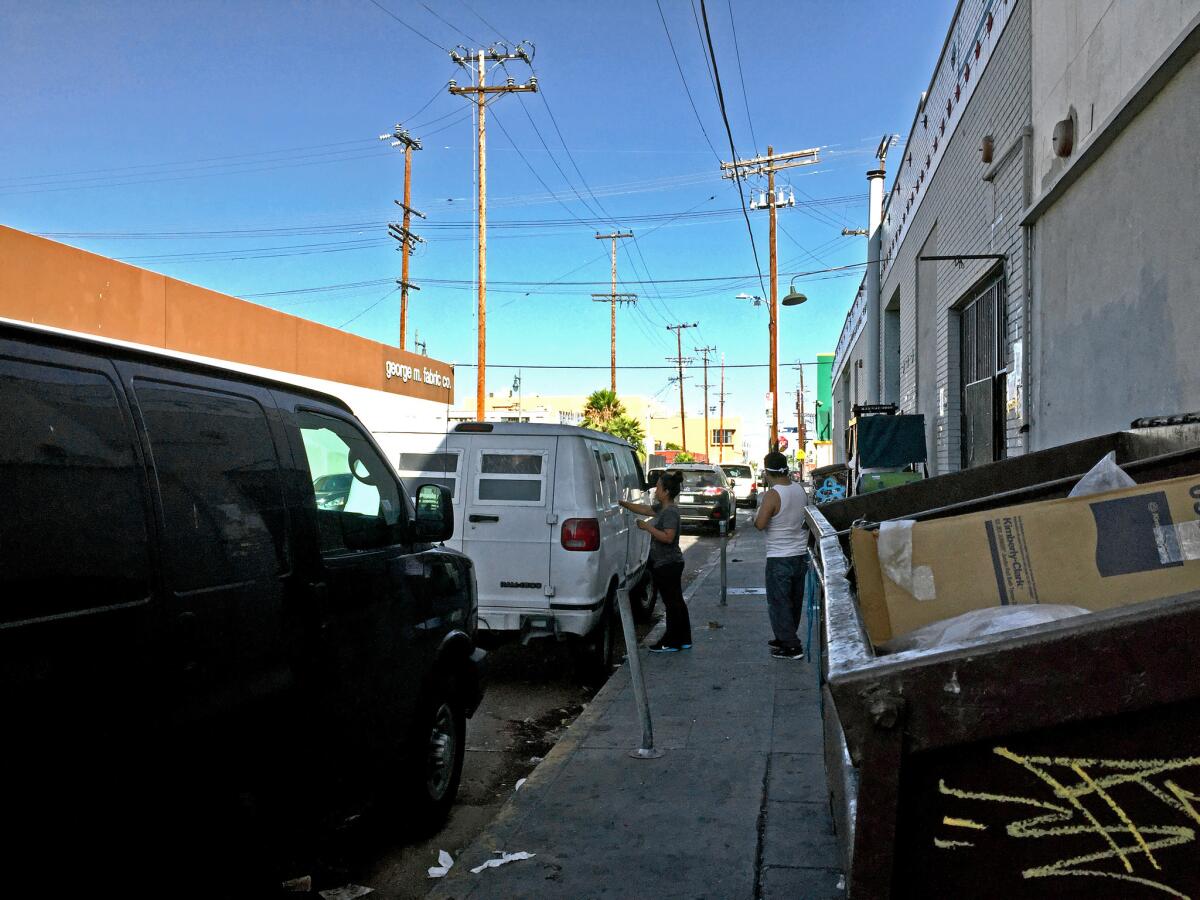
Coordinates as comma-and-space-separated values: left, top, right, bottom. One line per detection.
806, 423, 1200, 897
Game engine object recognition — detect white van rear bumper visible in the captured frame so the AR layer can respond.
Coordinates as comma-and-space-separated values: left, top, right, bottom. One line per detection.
477, 600, 604, 638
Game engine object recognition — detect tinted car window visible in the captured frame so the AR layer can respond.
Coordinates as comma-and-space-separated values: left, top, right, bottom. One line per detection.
679, 470, 723, 489
298, 411, 405, 553
0, 358, 151, 623
722, 465, 752, 479
396, 450, 459, 500
475, 450, 545, 505
136, 381, 288, 592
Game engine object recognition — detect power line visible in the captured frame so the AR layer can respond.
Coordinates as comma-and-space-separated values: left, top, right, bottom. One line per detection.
697, 0, 767, 298
726, 0, 760, 155
337, 286, 400, 328
363, 0, 446, 50
415, 0, 481, 44
457, 0, 513, 44
237, 260, 873, 297
454, 360, 827, 369
654, 0, 721, 162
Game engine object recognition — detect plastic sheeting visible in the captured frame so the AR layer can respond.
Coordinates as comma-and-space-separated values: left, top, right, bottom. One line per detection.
878, 604, 1090, 655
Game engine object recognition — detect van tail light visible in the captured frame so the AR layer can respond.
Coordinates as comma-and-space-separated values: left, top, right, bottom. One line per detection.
750, 483, 758, 493
561, 518, 601, 551
702, 487, 723, 496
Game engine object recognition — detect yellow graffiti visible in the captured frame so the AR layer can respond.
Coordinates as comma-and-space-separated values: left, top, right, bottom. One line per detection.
934, 838, 974, 849
942, 816, 987, 830
936, 748, 1200, 898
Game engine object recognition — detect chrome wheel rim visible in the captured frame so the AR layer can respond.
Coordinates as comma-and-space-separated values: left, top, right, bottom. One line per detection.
427, 702, 457, 798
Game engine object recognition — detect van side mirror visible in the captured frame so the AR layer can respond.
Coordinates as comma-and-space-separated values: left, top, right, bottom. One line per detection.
414, 484, 454, 542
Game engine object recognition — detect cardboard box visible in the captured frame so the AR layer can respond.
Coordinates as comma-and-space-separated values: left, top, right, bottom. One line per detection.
849, 473, 1200, 644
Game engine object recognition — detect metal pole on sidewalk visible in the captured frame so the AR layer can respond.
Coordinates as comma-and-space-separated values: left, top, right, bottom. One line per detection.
616, 582, 663, 760
719, 519, 728, 606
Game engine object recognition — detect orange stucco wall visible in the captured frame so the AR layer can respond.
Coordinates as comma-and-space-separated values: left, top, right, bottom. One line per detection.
0, 226, 453, 403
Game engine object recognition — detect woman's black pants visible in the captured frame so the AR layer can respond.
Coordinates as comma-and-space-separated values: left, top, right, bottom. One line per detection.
651, 561, 691, 647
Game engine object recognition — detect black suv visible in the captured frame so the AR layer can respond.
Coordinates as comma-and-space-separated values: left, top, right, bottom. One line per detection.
0, 321, 484, 892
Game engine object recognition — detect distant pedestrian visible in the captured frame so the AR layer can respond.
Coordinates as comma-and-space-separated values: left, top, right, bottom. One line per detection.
753, 451, 810, 660
620, 470, 692, 652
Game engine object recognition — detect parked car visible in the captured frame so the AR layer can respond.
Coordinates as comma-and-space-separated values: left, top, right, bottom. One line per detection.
313, 471, 353, 508
0, 320, 484, 891
720, 462, 758, 507
379, 422, 655, 675
647, 463, 737, 533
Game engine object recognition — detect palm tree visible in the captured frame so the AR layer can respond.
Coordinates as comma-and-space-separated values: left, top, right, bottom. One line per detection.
607, 414, 645, 451
581, 389, 625, 428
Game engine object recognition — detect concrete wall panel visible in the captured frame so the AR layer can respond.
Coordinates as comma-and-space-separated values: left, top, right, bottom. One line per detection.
1032, 49, 1200, 447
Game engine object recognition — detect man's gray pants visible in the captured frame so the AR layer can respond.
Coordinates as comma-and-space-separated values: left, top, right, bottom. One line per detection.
765, 554, 808, 652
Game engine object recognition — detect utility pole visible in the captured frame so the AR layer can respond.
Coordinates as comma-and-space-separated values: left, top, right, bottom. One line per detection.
666, 323, 697, 451
381, 125, 425, 350
449, 43, 537, 420
591, 231, 635, 393
718, 353, 729, 463
413, 332, 427, 356
695, 345, 716, 462
721, 144, 820, 449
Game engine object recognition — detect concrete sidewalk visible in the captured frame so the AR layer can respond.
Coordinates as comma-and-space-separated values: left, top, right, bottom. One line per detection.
430, 523, 844, 899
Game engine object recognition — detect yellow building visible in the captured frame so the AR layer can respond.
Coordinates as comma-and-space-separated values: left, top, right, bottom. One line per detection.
647, 412, 744, 464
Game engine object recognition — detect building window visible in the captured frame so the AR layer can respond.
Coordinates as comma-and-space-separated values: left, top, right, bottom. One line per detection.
712, 429, 735, 445
959, 273, 1007, 469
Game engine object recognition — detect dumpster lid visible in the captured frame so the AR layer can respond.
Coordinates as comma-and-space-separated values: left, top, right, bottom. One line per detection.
855, 414, 927, 467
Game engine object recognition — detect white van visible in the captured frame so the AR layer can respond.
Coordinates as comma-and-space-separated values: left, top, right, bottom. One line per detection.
374, 422, 654, 669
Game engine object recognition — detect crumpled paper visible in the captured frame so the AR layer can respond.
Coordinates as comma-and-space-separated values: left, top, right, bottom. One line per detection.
470, 851, 536, 874
427, 849, 455, 878
319, 886, 373, 900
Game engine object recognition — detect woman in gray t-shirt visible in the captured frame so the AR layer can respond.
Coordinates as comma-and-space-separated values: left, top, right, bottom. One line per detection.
619, 470, 691, 651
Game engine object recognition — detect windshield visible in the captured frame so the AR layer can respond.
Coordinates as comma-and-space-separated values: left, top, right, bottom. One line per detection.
313, 473, 353, 493
721, 465, 751, 478
677, 470, 723, 490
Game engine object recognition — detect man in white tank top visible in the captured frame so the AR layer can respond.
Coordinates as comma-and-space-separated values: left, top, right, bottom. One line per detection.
753, 451, 810, 660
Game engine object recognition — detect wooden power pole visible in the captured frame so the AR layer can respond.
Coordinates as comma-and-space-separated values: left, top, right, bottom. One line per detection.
695, 345, 716, 462
720, 144, 820, 449
666, 323, 697, 451
591, 231, 635, 393
449, 43, 537, 420
381, 125, 424, 351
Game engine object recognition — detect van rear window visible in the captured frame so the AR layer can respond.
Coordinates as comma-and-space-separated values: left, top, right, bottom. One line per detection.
480, 453, 542, 475
475, 450, 546, 506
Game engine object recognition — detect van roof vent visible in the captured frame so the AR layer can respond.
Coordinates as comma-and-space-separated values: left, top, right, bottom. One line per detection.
455, 422, 495, 432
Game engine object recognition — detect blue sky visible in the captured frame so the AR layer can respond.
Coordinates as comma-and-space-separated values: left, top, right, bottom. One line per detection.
1, 0, 956, 428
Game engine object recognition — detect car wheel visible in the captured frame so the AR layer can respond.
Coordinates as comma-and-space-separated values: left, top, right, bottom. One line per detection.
630, 569, 658, 623
728, 510, 737, 533
403, 677, 465, 835
578, 590, 621, 683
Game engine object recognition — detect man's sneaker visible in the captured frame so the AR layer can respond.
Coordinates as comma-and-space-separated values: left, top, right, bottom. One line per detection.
649, 642, 680, 653
771, 646, 804, 660
768, 639, 783, 648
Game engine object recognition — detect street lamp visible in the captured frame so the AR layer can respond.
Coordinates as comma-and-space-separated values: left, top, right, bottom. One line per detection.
782, 280, 807, 306
735, 292, 764, 307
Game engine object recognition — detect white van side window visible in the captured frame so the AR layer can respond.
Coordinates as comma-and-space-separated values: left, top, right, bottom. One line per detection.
475, 450, 546, 505
396, 450, 461, 500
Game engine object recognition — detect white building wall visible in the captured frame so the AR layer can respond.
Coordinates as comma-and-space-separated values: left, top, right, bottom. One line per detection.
1031, 0, 1200, 193
1027, 17, 1200, 447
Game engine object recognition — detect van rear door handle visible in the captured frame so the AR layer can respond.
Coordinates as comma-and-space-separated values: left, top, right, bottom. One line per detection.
469, 514, 500, 523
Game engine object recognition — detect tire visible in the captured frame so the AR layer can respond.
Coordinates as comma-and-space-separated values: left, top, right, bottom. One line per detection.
630, 569, 658, 623
577, 590, 621, 683
728, 509, 737, 534
403, 676, 466, 835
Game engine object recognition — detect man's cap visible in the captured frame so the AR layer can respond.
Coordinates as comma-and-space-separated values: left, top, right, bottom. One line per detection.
763, 451, 789, 473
